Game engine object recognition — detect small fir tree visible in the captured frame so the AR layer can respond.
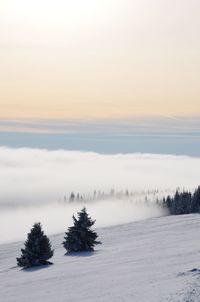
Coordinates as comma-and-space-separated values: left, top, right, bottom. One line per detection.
191, 186, 200, 213
17, 223, 54, 268
63, 207, 101, 253
69, 192, 75, 202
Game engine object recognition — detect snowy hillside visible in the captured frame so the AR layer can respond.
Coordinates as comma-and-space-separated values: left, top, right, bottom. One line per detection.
1, 215, 200, 302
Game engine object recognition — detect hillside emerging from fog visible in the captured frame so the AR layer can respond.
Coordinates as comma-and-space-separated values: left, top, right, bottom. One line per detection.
1, 214, 200, 302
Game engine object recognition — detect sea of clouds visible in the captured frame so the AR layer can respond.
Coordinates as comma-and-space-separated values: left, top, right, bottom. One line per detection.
0, 147, 200, 243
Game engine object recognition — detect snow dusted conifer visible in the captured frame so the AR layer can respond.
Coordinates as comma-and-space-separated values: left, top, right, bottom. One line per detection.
69, 192, 75, 202
63, 207, 101, 253
191, 186, 200, 213
17, 223, 54, 268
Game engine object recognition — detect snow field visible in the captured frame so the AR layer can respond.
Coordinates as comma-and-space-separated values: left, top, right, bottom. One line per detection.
1, 214, 200, 301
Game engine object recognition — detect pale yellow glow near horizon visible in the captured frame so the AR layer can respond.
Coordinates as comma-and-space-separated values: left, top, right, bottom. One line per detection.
0, 0, 200, 120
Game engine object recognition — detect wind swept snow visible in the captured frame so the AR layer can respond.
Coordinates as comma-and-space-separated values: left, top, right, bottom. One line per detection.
1, 214, 200, 302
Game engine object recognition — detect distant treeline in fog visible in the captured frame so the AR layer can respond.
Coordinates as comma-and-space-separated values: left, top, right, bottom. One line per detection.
63, 188, 175, 204
66, 186, 200, 217
162, 186, 200, 215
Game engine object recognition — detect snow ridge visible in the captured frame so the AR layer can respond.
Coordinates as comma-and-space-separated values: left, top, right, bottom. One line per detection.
1, 215, 200, 302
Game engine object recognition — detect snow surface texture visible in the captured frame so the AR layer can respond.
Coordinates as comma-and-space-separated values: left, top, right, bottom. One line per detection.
1, 214, 200, 302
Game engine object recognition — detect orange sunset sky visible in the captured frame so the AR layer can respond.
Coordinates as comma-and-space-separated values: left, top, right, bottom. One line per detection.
0, 0, 200, 120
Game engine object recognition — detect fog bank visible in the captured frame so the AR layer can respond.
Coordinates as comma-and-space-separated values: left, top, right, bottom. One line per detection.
0, 147, 199, 205
0, 147, 200, 243
0, 200, 166, 243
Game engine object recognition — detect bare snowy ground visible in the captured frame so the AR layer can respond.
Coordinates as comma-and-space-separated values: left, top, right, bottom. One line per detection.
1, 214, 200, 302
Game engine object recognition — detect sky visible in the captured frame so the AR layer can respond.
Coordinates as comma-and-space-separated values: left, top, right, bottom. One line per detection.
0, 0, 200, 121
1, 1, 200, 241
0, 117, 200, 155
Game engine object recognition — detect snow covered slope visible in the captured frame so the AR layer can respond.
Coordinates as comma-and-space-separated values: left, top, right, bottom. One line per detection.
1, 215, 200, 302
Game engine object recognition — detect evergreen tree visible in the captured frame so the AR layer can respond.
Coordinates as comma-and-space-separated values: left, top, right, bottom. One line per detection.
69, 192, 75, 202
17, 223, 54, 268
63, 207, 101, 253
191, 186, 200, 213
172, 190, 180, 214
162, 189, 196, 215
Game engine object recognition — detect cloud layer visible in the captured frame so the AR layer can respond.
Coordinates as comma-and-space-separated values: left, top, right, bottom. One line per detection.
0, 147, 200, 243
0, 147, 199, 205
